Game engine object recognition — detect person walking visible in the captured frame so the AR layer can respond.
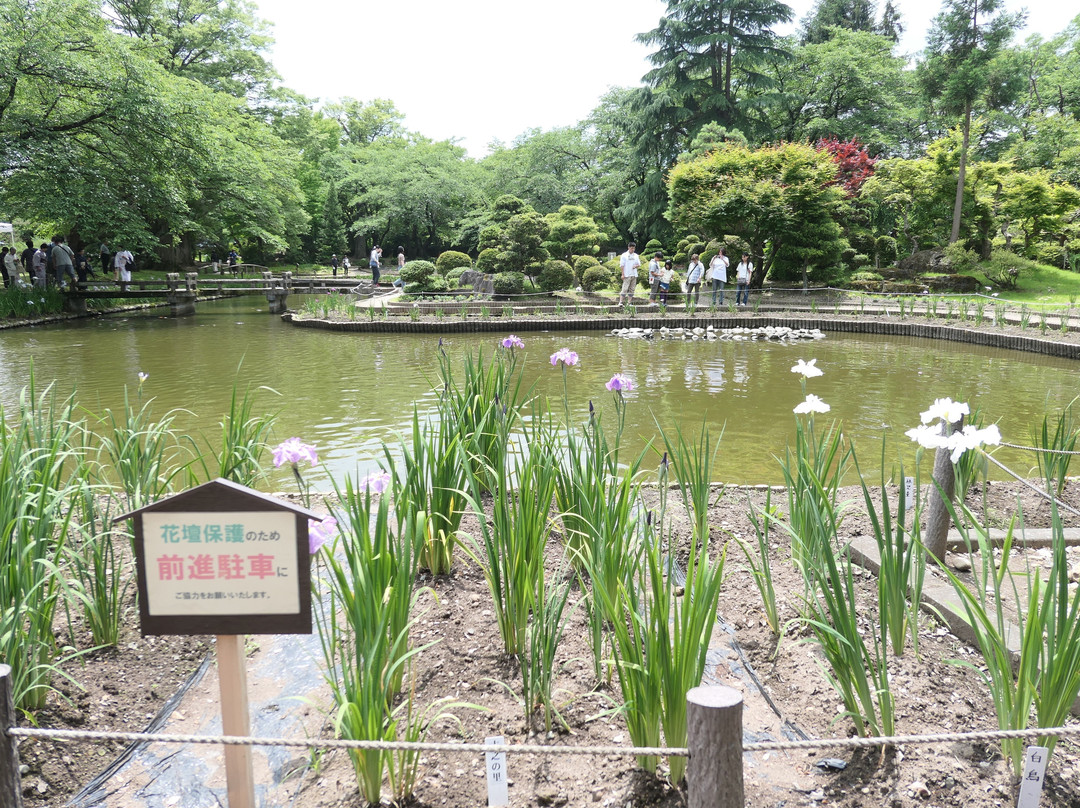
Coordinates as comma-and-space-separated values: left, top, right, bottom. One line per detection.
369, 245, 382, 285
685, 253, 705, 305
50, 236, 76, 287
647, 251, 663, 303
709, 248, 729, 306
114, 248, 135, 289
735, 252, 753, 306
618, 241, 641, 306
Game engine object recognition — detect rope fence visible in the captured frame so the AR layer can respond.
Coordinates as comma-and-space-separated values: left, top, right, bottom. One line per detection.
9, 718, 1080, 756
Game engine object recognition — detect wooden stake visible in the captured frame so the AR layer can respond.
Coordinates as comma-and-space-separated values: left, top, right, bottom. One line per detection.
216, 635, 255, 808
686, 684, 743, 808
0, 664, 23, 808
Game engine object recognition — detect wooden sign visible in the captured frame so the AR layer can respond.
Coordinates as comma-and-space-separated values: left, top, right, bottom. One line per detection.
118, 478, 322, 636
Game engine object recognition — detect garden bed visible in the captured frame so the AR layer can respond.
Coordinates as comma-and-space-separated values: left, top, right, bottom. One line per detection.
19, 479, 1080, 807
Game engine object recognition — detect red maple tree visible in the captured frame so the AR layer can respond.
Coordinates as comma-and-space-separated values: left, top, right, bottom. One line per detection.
816, 137, 877, 196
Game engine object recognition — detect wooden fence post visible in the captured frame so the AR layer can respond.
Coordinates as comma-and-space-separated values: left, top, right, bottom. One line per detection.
686, 684, 742, 808
0, 664, 24, 807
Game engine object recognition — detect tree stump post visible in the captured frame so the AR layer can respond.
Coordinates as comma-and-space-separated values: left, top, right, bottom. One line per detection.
686, 685, 743, 808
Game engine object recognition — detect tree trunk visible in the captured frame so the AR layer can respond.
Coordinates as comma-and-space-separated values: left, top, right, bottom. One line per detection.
924, 417, 963, 561
950, 103, 972, 244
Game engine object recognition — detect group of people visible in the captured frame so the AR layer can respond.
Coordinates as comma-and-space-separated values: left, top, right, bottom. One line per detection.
618, 242, 755, 308
365, 245, 407, 288
0, 237, 132, 289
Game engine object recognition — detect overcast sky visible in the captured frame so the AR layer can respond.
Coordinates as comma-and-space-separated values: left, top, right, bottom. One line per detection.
253, 0, 1073, 157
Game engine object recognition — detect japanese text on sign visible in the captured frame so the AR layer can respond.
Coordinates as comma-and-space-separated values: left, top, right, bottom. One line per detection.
143, 511, 300, 617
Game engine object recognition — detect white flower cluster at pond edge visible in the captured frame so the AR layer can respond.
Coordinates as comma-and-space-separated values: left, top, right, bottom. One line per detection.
609, 325, 826, 342
905, 397, 1002, 463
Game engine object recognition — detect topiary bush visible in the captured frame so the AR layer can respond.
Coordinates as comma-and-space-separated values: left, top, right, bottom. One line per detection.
424, 275, 450, 293
841, 247, 858, 267
853, 254, 871, 269
435, 250, 472, 276
603, 257, 622, 286
476, 248, 499, 274
573, 254, 599, 281
492, 271, 525, 297
875, 236, 898, 267
538, 259, 574, 292
400, 259, 437, 285
447, 267, 468, 284
404, 282, 426, 296
581, 265, 611, 292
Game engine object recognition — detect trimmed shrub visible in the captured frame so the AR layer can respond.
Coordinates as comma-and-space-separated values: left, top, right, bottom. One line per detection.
400, 259, 437, 285
603, 257, 622, 285
851, 270, 884, 282
538, 259, 575, 292
943, 242, 979, 273
672, 252, 688, 267
492, 271, 525, 297
853, 254, 870, 269
573, 254, 600, 281
424, 275, 450, 293
404, 281, 426, 296
581, 265, 611, 292
476, 248, 499, 273
840, 247, 858, 267
875, 236, 898, 266
447, 267, 468, 283
643, 239, 664, 255
435, 250, 472, 275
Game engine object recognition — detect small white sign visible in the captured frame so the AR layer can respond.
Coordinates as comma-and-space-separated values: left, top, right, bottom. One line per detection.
0, 223, 12, 233
904, 477, 915, 511
485, 735, 508, 806
1017, 745, 1049, 808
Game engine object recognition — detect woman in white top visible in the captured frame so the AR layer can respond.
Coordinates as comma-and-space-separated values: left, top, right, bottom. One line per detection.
685, 253, 705, 305
735, 252, 753, 306
709, 248, 729, 306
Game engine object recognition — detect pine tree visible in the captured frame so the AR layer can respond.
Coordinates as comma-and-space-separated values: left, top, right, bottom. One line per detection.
317, 180, 346, 260
801, 0, 878, 45
877, 0, 904, 42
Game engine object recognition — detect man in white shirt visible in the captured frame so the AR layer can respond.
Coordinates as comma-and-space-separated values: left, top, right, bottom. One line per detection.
618, 242, 641, 306
114, 248, 135, 289
735, 253, 753, 306
369, 246, 382, 285
647, 252, 663, 303
709, 248, 729, 306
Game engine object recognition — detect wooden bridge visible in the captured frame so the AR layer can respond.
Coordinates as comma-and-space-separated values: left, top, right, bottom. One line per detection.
63, 270, 384, 316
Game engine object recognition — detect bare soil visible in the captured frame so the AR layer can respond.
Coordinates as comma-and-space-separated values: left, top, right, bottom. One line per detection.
20, 479, 1067, 808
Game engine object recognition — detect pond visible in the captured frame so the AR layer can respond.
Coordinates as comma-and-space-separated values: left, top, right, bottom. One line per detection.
1, 296, 1075, 486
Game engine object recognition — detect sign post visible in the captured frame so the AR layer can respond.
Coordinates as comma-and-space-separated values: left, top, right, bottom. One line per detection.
117, 478, 321, 808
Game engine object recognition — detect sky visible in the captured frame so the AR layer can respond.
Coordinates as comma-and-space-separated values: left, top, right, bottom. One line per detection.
252, 0, 1075, 157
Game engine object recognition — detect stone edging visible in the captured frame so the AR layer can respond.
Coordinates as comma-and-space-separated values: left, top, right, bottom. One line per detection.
282, 313, 1080, 360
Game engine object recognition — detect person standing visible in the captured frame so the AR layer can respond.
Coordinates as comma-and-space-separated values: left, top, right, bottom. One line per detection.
2, 247, 17, 287
99, 242, 111, 276
211, 249, 220, 273
74, 248, 92, 285
658, 260, 675, 305
342, 255, 350, 274
32, 243, 48, 287
735, 252, 753, 306
647, 251, 663, 303
709, 248, 729, 306
21, 240, 36, 284
685, 253, 705, 305
369, 245, 382, 285
618, 241, 641, 306
228, 249, 239, 274
114, 247, 134, 289
50, 236, 76, 287
330, 254, 339, 277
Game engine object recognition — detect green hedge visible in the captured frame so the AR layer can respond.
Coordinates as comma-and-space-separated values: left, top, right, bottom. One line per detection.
492, 271, 525, 296
538, 259, 574, 292
435, 250, 472, 275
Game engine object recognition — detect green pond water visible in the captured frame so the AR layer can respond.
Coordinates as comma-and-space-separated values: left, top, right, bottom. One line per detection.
0, 296, 1076, 486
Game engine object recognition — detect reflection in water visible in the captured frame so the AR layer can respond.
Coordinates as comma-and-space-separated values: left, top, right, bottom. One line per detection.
0, 296, 1076, 486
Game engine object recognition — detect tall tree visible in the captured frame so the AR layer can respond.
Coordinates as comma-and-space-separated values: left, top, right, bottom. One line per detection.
878, 0, 904, 42
918, 0, 1023, 243
106, 0, 277, 100
801, 0, 877, 44
636, 0, 794, 137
